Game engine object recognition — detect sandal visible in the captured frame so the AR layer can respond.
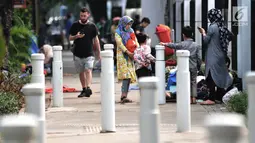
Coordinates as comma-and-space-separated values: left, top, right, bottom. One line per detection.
118, 96, 126, 104
120, 96, 133, 104
200, 99, 215, 105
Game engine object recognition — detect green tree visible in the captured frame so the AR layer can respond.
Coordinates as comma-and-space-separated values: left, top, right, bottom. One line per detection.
13, 2, 33, 29
0, 0, 14, 69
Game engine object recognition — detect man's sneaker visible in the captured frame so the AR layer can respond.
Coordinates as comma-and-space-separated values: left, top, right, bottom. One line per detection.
85, 87, 92, 97
78, 90, 87, 98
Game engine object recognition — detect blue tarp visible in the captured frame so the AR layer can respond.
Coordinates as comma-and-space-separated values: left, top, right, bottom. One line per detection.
129, 84, 176, 93
29, 35, 39, 54
166, 70, 176, 92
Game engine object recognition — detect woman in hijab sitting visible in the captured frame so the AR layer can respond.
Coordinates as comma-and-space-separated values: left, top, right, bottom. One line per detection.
198, 8, 233, 105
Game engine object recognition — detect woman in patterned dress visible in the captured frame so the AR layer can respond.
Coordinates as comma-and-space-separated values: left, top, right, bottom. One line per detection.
115, 16, 139, 103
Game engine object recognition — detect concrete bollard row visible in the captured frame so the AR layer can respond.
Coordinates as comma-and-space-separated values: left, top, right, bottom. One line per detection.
245, 72, 255, 143
21, 83, 45, 143
155, 45, 166, 105
31, 45, 64, 108
104, 44, 114, 51
205, 113, 245, 143
176, 50, 191, 132
100, 50, 116, 133
52, 45, 64, 107
0, 114, 39, 143
31, 54, 45, 85
27, 53, 46, 143
138, 77, 160, 143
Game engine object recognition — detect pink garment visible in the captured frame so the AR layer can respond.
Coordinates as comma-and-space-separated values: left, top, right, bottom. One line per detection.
134, 44, 155, 70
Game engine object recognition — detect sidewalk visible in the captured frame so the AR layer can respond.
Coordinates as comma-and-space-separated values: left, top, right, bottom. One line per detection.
45, 73, 248, 143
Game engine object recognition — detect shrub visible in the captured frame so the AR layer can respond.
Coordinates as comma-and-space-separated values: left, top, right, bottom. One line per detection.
0, 71, 31, 94
226, 92, 248, 116
8, 26, 33, 72
0, 91, 22, 115
0, 71, 31, 110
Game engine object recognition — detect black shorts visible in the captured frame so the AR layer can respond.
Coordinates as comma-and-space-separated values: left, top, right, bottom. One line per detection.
135, 67, 152, 79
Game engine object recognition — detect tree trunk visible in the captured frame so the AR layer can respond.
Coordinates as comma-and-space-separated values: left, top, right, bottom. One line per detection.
1, 0, 14, 69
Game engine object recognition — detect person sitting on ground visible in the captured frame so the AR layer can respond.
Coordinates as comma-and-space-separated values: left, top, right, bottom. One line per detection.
39, 44, 53, 67
39, 44, 53, 75
25, 44, 53, 75
160, 26, 202, 104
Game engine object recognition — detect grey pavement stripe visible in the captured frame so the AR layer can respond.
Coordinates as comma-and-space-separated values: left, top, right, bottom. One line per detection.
47, 129, 181, 137
59, 123, 177, 134
47, 125, 205, 136
63, 123, 176, 127
47, 127, 205, 137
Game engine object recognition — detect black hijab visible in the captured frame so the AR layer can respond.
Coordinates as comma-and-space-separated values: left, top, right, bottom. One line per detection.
208, 8, 233, 56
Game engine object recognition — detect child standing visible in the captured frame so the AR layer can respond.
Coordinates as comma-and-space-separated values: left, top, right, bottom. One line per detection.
134, 33, 155, 79
160, 26, 202, 104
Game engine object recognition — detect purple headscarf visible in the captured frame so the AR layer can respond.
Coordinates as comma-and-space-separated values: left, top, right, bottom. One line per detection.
115, 16, 134, 45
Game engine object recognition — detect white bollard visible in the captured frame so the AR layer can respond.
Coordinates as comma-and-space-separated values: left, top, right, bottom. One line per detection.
138, 77, 160, 143
245, 72, 255, 143
52, 45, 63, 107
155, 45, 166, 105
100, 50, 115, 133
0, 114, 39, 143
21, 83, 45, 143
205, 113, 245, 143
176, 50, 191, 132
104, 44, 114, 51
31, 54, 45, 85
104, 44, 115, 70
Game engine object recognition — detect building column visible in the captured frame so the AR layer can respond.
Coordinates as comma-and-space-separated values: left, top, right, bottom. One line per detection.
169, 0, 174, 28
195, 0, 202, 46
141, 0, 165, 47
237, 0, 251, 88
175, 0, 183, 42
207, 0, 215, 27
107, 1, 112, 19
111, 0, 127, 16
227, 0, 232, 69
184, 0, 191, 26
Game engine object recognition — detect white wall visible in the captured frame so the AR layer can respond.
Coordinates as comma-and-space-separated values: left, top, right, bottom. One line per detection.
141, 0, 166, 47
237, 0, 251, 89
